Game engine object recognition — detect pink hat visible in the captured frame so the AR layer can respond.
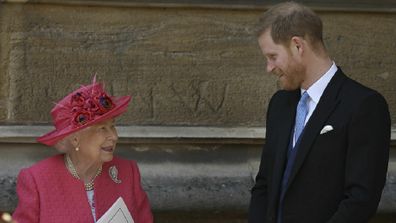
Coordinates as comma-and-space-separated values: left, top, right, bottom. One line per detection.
37, 77, 131, 146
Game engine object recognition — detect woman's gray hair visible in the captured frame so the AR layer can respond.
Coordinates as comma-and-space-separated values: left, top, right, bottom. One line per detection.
53, 127, 93, 153
53, 133, 77, 153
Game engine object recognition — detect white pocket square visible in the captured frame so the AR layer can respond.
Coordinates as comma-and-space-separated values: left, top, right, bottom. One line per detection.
320, 125, 334, 134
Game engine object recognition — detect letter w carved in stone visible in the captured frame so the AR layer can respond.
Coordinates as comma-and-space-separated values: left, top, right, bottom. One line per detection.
170, 80, 229, 115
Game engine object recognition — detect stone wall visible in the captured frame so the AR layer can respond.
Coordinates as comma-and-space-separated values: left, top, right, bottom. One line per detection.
0, 1, 395, 222
0, 3, 395, 126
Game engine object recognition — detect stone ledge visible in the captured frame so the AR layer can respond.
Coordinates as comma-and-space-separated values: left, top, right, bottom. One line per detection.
0, 125, 265, 144
1, 0, 396, 13
0, 125, 395, 144
1, 161, 396, 214
0, 142, 396, 214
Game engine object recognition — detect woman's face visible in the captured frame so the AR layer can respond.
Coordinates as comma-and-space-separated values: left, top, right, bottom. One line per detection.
77, 118, 118, 164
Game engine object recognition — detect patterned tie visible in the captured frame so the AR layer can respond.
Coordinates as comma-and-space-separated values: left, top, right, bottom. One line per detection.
294, 91, 310, 144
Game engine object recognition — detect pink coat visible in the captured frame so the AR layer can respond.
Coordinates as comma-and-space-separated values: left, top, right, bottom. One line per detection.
13, 154, 153, 223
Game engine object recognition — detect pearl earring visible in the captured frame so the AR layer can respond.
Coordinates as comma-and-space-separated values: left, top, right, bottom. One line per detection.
75, 147, 79, 151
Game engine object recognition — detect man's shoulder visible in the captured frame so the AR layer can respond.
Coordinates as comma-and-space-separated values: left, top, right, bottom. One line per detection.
273, 89, 298, 97
333, 70, 389, 116
340, 72, 384, 101
269, 89, 299, 105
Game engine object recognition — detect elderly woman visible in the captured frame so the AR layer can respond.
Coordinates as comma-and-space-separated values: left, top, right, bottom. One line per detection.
13, 78, 153, 223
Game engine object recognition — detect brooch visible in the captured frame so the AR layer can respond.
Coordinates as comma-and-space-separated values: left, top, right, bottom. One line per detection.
109, 165, 122, 184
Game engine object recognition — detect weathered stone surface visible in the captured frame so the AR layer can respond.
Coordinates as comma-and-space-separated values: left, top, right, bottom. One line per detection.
0, 3, 271, 126
1, 141, 395, 220
4, 0, 396, 10
0, 176, 16, 211
0, 4, 395, 126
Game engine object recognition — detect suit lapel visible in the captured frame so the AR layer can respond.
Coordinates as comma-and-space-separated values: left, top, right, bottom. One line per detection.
269, 90, 300, 209
286, 69, 347, 190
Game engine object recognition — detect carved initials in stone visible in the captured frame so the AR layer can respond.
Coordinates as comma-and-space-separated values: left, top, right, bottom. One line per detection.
170, 80, 229, 114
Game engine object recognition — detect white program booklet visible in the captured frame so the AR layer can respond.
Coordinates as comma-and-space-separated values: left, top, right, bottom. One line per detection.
97, 197, 135, 223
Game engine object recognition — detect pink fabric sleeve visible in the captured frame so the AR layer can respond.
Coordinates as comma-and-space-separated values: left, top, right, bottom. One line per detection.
130, 161, 154, 223
12, 169, 40, 223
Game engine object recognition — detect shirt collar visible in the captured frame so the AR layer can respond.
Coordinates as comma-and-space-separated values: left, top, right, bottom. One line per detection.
301, 62, 337, 104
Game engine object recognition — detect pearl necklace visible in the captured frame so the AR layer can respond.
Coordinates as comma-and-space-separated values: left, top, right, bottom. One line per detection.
64, 154, 102, 191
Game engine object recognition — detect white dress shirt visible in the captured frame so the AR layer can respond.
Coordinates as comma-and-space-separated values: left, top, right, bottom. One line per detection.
293, 62, 338, 146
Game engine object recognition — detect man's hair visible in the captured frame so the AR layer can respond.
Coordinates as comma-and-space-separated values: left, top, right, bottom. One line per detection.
256, 1, 324, 49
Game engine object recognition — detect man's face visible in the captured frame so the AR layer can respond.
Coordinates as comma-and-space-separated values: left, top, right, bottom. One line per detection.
258, 31, 305, 90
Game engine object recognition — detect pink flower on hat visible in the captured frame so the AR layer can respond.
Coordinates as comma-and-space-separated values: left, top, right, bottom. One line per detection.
69, 90, 115, 127
73, 111, 92, 126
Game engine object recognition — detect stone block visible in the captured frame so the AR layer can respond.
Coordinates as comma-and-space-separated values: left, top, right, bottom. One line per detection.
0, 4, 394, 126
0, 3, 272, 126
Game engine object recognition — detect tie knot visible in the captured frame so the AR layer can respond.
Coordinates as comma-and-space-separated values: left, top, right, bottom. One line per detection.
299, 91, 309, 105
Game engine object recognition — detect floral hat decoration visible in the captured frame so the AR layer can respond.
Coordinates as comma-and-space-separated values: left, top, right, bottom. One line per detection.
37, 76, 131, 146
